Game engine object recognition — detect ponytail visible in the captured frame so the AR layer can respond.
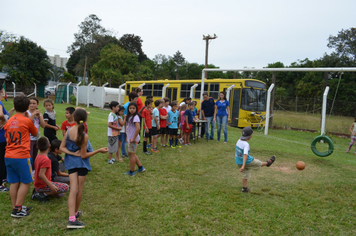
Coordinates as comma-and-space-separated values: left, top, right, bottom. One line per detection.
73, 109, 88, 147
76, 121, 85, 147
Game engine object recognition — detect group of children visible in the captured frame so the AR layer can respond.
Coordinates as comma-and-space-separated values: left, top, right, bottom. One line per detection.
3, 96, 107, 229
107, 95, 200, 163
2, 92, 278, 231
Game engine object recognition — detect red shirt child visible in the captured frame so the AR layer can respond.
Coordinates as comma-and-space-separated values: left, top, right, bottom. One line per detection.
159, 108, 167, 128
61, 120, 75, 132
142, 108, 152, 129
34, 154, 52, 189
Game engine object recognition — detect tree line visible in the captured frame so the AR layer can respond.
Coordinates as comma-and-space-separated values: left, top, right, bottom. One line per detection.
1, 15, 356, 103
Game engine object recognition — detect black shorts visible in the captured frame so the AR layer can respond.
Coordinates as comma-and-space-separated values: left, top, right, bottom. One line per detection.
144, 128, 152, 138
151, 127, 158, 136
169, 128, 179, 136
159, 127, 167, 134
68, 168, 88, 176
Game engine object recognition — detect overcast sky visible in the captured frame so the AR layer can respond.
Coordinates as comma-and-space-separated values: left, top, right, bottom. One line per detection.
1, 0, 355, 69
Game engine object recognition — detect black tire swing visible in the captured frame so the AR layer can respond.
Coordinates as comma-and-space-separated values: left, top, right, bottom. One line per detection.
311, 135, 334, 157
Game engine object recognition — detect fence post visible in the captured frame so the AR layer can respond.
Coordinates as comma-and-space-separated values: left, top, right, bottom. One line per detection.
313, 96, 316, 114
269, 72, 276, 128
295, 96, 298, 112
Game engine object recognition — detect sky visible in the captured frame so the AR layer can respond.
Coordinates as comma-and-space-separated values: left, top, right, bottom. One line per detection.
1, 0, 355, 69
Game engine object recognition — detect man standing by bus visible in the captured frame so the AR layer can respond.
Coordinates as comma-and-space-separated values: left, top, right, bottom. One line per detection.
201, 92, 215, 140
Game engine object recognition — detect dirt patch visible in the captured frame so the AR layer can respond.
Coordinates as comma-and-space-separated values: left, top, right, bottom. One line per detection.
270, 165, 295, 173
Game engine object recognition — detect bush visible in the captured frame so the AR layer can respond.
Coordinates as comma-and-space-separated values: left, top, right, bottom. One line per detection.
70, 94, 76, 105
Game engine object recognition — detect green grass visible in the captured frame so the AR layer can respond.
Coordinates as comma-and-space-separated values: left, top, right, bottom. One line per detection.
1, 98, 356, 235
273, 110, 352, 134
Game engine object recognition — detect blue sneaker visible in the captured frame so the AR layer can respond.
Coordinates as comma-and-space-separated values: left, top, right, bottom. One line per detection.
124, 171, 135, 177
136, 166, 146, 174
146, 144, 152, 148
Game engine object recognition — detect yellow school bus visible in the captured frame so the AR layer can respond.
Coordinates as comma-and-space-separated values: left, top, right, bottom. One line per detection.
124, 78, 267, 128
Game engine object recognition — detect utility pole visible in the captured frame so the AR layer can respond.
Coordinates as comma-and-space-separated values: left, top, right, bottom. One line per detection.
203, 34, 217, 79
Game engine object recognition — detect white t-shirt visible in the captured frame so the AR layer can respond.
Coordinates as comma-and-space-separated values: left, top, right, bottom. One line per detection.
108, 112, 119, 136
126, 115, 140, 142
235, 139, 253, 165
27, 110, 40, 140
163, 105, 172, 113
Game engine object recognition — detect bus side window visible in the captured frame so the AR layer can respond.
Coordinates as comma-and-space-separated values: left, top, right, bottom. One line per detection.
180, 83, 194, 98
194, 84, 208, 99
209, 83, 220, 100
143, 84, 152, 96
126, 84, 131, 95
153, 83, 163, 97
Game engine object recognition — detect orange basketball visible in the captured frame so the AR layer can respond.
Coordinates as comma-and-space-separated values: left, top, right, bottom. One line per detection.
296, 161, 305, 170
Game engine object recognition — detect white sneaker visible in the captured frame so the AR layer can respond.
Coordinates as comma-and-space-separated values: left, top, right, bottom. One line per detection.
110, 158, 116, 162
108, 159, 114, 164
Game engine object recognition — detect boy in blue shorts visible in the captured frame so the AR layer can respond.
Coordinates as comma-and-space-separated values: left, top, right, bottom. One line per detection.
183, 102, 194, 145
235, 126, 276, 193
167, 101, 181, 148
4, 96, 38, 217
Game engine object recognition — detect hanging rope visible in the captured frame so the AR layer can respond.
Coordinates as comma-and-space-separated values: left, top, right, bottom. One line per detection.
326, 71, 343, 127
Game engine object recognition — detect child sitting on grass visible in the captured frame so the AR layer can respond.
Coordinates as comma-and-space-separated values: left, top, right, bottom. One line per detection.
48, 139, 69, 183
235, 126, 276, 193
33, 137, 69, 199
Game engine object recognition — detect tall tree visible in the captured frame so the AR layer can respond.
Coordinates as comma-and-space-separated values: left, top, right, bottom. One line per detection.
0, 30, 18, 53
172, 51, 185, 79
0, 36, 51, 88
119, 34, 148, 62
66, 14, 119, 80
91, 44, 140, 87
327, 28, 356, 63
67, 14, 108, 54
48, 66, 64, 82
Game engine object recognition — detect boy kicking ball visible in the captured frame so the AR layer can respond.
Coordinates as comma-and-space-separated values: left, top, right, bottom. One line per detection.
235, 126, 275, 193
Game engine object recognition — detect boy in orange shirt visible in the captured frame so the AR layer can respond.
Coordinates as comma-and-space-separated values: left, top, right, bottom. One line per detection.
4, 96, 38, 217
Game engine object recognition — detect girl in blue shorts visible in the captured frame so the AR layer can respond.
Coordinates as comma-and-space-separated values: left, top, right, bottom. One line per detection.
60, 109, 108, 229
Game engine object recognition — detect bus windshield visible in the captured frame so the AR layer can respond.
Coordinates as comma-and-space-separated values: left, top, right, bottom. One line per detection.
241, 88, 266, 111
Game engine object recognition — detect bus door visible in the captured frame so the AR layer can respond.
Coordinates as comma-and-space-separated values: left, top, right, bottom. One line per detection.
166, 88, 177, 101
230, 89, 241, 127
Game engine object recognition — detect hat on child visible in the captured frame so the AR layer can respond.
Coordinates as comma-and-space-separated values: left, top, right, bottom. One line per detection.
240, 126, 253, 140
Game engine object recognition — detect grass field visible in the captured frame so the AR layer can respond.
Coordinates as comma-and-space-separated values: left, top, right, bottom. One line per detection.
1, 98, 356, 235
273, 110, 353, 135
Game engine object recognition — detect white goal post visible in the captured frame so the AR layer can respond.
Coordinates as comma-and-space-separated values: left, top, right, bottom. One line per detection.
200, 67, 356, 136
